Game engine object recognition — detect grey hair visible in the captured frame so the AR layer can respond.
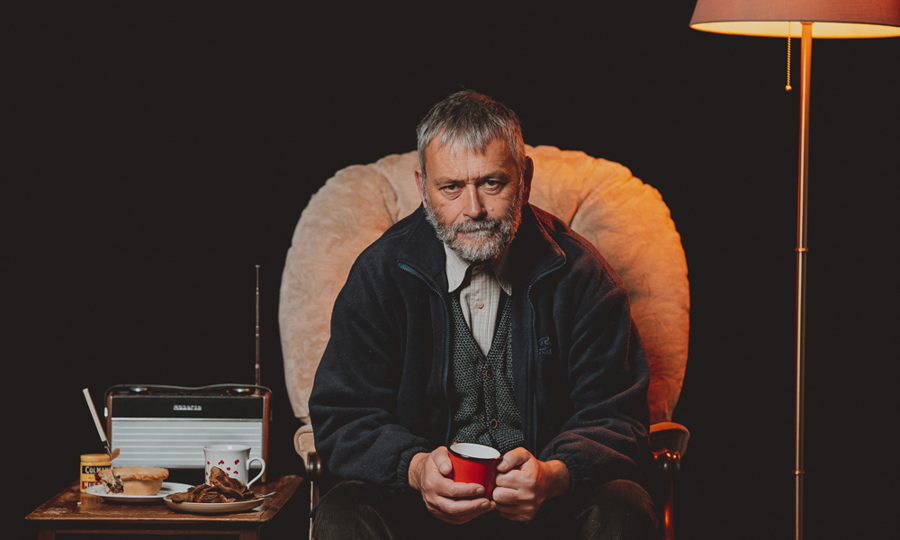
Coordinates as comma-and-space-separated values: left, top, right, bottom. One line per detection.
416, 90, 526, 183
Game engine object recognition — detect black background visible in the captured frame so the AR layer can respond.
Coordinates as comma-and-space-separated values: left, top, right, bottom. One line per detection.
7, 1, 899, 538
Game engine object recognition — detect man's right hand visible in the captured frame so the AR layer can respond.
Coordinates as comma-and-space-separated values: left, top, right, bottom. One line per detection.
408, 447, 496, 524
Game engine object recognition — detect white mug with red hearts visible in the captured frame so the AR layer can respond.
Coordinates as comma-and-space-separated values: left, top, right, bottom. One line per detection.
203, 444, 266, 486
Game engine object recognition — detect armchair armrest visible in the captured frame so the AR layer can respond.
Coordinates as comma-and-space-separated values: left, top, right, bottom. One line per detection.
650, 421, 690, 477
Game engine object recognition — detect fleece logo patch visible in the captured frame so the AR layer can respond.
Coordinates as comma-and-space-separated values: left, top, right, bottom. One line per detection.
538, 336, 553, 355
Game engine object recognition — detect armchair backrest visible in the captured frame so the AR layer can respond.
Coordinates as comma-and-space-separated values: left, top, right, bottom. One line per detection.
279, 146, 689, 458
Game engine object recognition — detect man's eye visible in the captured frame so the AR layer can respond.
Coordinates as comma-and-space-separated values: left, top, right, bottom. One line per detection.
442, 185, 460, 193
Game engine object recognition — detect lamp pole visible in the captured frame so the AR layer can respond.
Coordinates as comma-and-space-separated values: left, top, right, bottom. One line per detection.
793, 21, 812, 540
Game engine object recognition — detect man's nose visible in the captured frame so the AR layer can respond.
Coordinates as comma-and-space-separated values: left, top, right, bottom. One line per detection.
462, 185, 487, 219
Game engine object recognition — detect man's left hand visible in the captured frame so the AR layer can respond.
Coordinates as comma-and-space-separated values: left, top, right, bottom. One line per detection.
492, 447, 570, 522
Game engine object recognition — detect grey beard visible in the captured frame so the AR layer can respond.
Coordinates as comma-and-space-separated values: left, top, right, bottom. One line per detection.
423, 196, 522, 264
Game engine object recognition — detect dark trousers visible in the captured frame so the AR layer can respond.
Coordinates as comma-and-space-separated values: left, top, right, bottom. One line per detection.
312, 478, 658, 540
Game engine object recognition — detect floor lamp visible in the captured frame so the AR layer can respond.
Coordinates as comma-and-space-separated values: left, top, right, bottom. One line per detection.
688, 2, 900, 539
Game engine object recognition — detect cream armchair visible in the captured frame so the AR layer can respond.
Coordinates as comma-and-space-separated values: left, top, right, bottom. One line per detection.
279, 146, 690, 538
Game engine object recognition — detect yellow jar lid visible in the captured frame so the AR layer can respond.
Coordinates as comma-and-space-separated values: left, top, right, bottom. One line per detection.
80, 453, 111, 463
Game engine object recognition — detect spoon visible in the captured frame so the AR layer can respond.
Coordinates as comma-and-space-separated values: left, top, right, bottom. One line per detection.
82, 388, 124, 493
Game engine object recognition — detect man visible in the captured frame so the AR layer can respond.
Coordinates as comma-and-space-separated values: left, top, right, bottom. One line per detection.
309, 90, 657, 539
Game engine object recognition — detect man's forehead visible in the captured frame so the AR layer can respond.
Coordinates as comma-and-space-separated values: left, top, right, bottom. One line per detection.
424, 136, 513, 167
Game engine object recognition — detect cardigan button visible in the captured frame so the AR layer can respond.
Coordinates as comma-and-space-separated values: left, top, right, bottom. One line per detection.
485, 368, 494, 379
489, 419, 499, 429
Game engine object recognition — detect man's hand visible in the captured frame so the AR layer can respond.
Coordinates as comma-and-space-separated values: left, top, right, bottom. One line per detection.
492, 447, 570, 522
408, 447, 496, 524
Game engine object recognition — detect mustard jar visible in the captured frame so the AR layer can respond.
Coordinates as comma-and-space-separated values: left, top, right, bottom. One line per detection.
80, 453, 111, 492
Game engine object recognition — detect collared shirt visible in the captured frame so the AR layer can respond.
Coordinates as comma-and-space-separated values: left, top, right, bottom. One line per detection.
443, 244, 513, 356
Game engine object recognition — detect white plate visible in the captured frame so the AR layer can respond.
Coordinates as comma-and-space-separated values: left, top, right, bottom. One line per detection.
85, 482, 194, 504
163, 493, 272, 514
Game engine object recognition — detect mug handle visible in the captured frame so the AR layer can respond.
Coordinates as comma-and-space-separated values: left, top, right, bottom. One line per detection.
246, 457, 266, 486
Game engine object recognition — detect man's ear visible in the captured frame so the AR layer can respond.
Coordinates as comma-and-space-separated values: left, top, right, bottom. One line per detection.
415, 169, 428, 208
521, 156, 534, 204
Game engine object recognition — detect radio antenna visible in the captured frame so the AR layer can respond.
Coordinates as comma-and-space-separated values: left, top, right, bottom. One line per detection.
255, 265, 261, 389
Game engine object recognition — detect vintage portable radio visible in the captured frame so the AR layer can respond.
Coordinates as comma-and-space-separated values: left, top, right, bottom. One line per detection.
105, 384, 271, 482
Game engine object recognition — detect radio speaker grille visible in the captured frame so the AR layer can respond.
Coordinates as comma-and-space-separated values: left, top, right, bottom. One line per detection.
110, 419, 265, 468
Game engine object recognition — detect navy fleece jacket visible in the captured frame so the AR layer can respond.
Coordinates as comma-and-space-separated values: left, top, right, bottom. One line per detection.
309, 204, 651, 493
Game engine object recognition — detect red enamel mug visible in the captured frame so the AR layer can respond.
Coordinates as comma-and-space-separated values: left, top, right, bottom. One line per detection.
448, 443, 501, 499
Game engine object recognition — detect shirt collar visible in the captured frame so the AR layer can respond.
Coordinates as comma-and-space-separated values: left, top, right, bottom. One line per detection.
443, 243, 513, 296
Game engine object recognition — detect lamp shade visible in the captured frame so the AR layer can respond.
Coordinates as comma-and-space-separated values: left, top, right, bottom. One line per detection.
690, 0, 900, 38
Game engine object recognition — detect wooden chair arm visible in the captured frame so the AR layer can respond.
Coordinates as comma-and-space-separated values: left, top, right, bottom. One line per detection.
650, 422, 689, 454
307, 451, 329, 483
649, 422, 689, 539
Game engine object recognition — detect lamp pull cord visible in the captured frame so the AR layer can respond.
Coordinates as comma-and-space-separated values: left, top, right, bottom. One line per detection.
786, 23, 793, 92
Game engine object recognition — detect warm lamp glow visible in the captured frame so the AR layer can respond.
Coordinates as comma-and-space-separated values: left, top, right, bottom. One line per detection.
690, 0, 900, 38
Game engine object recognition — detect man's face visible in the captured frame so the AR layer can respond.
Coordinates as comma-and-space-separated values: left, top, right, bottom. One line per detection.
416, 138, 532, 263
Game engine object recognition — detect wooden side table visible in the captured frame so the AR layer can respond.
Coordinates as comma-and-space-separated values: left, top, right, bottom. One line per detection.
26, 475, 304, 539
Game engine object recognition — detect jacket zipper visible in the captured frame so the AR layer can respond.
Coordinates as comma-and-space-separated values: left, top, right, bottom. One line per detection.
525, 262, 564, 452
397, 262, 453, 444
